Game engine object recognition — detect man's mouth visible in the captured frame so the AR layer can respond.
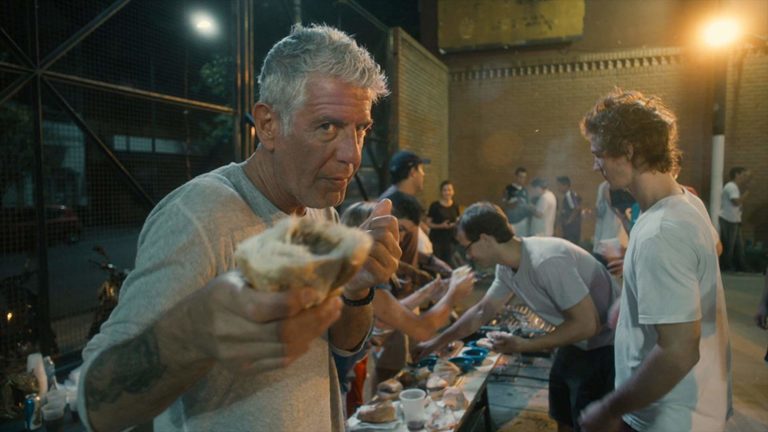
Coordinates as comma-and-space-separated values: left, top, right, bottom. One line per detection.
325, 177, 349, 189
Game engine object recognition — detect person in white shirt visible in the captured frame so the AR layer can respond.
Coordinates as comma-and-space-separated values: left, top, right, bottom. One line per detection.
719, 166, 751, 272
592, 180, 629, 265
579, 89, 731, 432
530, 177, 557, 237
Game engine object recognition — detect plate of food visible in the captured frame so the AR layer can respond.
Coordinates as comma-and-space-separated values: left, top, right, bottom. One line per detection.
348, 400, 401, 431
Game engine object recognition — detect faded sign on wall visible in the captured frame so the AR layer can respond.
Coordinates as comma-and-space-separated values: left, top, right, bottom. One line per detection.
438, 0, 585, 52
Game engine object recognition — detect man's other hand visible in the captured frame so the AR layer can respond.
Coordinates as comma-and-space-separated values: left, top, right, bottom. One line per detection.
345, 199, 401, 296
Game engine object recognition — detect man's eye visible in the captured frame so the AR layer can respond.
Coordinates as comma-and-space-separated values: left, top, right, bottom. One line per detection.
320, 123, 337, 132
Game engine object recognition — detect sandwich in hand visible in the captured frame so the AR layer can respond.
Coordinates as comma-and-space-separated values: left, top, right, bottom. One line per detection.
235, 216, 372, 306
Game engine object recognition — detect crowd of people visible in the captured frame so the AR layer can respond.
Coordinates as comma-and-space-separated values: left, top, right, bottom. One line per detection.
75, 24, 757, 432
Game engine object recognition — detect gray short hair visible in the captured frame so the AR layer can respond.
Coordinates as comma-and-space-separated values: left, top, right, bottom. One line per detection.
258, 24, 389, 135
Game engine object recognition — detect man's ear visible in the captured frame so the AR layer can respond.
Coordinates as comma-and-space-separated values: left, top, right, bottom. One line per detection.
479, 233, 493, 244
252, 103, 279, 151
625, 144, 634, 161
408, 166, 418, 179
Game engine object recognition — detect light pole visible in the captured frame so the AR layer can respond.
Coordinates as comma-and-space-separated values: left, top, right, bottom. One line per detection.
699, 17, 767, 230
699, 16, 742, 230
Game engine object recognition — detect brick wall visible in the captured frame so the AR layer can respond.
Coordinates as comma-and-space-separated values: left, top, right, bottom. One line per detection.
446, 48, 768, 244
390, 28, 450, 206
724, 51, 768, 244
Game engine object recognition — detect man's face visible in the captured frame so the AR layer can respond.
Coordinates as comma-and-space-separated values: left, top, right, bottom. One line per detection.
737, 170, 752, 187
516, 171, 528, 185
556, 183, 568, 194
411, 164, 425, 194
590, 138, 632, 189
271, 76, 373, 209
457, 229, 491, 267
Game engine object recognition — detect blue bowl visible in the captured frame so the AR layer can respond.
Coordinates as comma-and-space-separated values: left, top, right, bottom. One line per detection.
462, 348, 488, 365
448, 356, 475, 373
414, 356, 437, 370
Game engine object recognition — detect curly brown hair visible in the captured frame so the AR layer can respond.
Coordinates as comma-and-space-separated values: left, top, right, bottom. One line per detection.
580, 89, 681, 173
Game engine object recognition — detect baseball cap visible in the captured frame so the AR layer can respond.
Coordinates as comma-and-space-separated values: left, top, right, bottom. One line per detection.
388, 150, 431, 175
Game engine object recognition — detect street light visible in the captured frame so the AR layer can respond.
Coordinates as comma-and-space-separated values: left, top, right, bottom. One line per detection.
701, 17, 743, 49
191, 11, 218, 38
698, 16, 744, 229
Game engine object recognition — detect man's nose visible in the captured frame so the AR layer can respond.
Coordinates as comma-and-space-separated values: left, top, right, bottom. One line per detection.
336, 128, 363, 166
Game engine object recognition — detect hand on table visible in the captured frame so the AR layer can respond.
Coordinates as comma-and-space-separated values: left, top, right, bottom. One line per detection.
487, 331, 529, 354
413, 338, 445, 361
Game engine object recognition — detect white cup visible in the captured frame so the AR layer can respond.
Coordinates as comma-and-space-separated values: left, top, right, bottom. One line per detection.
399, 388, 428, 429
42, 403, 65, 420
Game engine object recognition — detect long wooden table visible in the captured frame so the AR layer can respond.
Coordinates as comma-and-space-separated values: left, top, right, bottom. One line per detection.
347, 351, 506, 431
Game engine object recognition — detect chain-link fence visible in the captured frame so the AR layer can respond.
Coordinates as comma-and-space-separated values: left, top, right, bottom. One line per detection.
1, 1, 393, 406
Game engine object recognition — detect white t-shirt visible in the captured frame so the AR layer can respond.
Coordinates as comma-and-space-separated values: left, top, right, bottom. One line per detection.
593, 181, 628, 253
616, 189, 732, 432
530, 190, 557, 237
488, 237, 617, 350
719, 181, 741, 223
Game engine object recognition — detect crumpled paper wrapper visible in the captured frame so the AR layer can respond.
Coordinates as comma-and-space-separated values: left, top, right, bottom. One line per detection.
235, 216, 372, 305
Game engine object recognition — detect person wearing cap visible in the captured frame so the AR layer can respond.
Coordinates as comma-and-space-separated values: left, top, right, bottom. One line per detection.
380, 150, 430, 268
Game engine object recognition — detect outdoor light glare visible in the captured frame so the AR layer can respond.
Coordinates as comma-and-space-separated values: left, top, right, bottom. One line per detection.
191, 11, 217, 37
701, 17, 743, 48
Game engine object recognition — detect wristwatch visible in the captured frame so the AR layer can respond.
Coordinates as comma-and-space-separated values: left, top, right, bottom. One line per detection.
341, 287, 375, 306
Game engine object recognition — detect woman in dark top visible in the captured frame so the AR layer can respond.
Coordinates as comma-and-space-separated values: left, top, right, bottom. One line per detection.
427, 180, 461, 264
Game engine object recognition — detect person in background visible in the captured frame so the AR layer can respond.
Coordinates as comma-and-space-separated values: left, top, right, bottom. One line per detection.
427, 180, 461, 265
592, 180, 628, 271
416, 202, 618, 432
382, 151, 452, 279
556, 176, 582, 245
78, 25, 400, 432
337, 201, 475, 412
719, 166, 751, 272
579, 89, 731, 432
380, 150, 429, 268
503, 167, 532, 237
530, 177, 557, 237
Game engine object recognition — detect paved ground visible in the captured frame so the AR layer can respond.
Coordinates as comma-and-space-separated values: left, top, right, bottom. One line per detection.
486, 272, 768, 432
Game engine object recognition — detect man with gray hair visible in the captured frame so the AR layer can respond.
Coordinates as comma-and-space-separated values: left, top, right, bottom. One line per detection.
78, 25, 400, 431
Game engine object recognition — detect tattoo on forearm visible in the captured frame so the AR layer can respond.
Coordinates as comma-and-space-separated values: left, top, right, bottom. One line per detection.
86, 328, 167, 411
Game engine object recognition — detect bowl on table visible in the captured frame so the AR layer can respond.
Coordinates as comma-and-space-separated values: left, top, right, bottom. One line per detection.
448, 356, 475, 373
461, 348, 488, 365
414, 355, 438, 371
